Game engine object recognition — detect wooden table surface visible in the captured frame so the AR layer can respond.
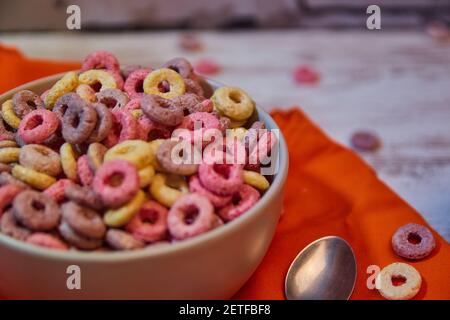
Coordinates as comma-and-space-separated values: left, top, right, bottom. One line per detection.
1, 30, 449, 240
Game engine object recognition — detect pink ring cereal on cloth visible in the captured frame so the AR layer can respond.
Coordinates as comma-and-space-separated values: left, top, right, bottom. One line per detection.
44, 179, 74, 203
143, 68, 186, 100
163, 57, 194, 79
62, 99, 98, 144
87, 103, 113, 143
78, 69, 117, 92
189, 175, 231, 208
375, 262, 422, 300
44, 71, 79, 109
62, 201, 106, 239
167, 193, 216, 240
106, 229, 145, 250
194, 58, 221, 76
26, 233, 68, 250
141, 94, 184, 126
157, 139, 198, 175
60, 142, 78, 182
126, 200, 169, 242
0, 209, 31, 241
198, 163, 243, 196
19, 144, 62, 177
12, 90, 44, 118
13, 190, 61, 231
212, 86, 255, 121
81, 50, 120, 73
18, 109, 60, 144
218, 184, 260, 222
103, 189, 146, 227
12, 164, 56, 190
58, 221, 103, 250
0, 184, 24, 216
76, 84, 97, 103
124, 68, 151, 99
92, 159, 140, 208
391, 223, 436, 260
65, 183, 104, 211
95, 88, 129, 109
150, 173, 189, 208
77, 155, 95, 186
53, 93, 83, 121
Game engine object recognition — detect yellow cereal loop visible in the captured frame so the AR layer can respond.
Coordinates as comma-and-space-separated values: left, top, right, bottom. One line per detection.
104, 140, 153, 169
60, 142, 78, 181
138, 165, 155, 188
243, 170, 270, 191
78, 69, 117, 91
104, 190, 146, 227
150, 173, 188, 207
212, 86, 255, 121
1, 100, 21, 128
131, 109, 144, 119
12, 164, 56, 190
45, 71, 79, 108
148, 139, 166, 172
0, 147, 20, 163
227, 127, 248, 140
143, 68, 185, 99
75, 84, 97, 103
0, 140, 18, 148
86, 142, 107, 171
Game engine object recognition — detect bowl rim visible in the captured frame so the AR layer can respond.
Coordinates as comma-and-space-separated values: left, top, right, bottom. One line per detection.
0, 73, 289, 262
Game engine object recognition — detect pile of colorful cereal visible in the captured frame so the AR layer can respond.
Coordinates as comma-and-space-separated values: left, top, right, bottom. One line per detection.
0, 51, 276, 252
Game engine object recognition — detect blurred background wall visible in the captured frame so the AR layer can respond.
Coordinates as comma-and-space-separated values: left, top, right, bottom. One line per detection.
1, 0, 450, 31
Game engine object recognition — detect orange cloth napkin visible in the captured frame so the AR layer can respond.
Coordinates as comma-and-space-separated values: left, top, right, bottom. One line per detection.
1, 45, 449, 300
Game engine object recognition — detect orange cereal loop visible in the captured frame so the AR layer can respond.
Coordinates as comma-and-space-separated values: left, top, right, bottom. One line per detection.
44, 71, 79, 109
78, 69, 117, 92
143, 68, 185, 99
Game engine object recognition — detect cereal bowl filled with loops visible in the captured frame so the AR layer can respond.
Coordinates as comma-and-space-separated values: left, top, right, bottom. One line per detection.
0, 51, 288, 299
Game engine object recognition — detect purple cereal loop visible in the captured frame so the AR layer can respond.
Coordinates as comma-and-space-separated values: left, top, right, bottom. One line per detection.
13, 190, 61, 231
184, 78, 204, 97
58, 221, 103, 250
87, 102, 113, 143
218, 184, 260, 222
65, 183, 104, 211
124, 69, 151, 99
53, 93, 83, 121
141, 94, 184, 126
157, 139, 198, 175
163, 57, 194, 79
391, 223, 436, 260
61, 201, 106, 239
12, 90, 44, 118
167, 193, 216, 240
62, 99, 98, 144
95, 88, 129, 109
0, 209, 31, 241
198, 162, 243, 196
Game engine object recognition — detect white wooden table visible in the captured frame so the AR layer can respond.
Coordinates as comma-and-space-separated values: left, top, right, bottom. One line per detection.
1, 30, 449, 240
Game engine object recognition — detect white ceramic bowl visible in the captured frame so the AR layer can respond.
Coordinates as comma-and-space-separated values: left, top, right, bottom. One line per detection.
0, 74, 289, 299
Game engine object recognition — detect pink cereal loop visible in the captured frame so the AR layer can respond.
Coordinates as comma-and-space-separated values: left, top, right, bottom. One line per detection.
77, 155, 95, 186
18, 109, 59, 144
81, 50, 120, 73
124, 69, 151, 99
125, 200, 169, 242
26, 233, 69, 250
103, 110, 138, 147
137, 116, 172, 141
43, 179, 74, 203
218, 184, 260, 222
198, 162, 243, 196
189, 175, 231, 208
124, 98, 142, 111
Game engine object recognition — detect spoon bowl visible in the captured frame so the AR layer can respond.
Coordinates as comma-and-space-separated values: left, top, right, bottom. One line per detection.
285, 236, 357, 300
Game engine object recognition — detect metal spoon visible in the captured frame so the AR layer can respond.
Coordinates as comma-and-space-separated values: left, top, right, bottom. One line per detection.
284, 236, 357, 300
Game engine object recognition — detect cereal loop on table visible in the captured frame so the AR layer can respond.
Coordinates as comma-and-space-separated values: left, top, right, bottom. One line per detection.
45, 71, 79, 108
391, 223, 436, 260
143, 68, 186, 99
376, 262, 422, 300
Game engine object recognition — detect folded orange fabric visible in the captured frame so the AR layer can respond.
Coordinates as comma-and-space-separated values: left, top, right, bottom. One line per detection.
1, 45, 449, 300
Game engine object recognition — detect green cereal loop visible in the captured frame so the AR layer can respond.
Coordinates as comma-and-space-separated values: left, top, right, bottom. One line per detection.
45, 72, 79, 109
